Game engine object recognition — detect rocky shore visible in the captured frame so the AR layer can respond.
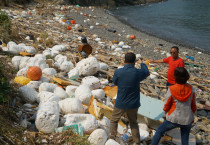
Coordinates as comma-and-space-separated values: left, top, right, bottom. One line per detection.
0, 2, 209, 145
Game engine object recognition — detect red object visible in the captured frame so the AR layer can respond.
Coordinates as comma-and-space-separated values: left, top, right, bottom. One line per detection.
27, 66, 42, 81
163, 84, 196, 115
62, 11, 65, 13
57, 85, 63, 89
163, 56, 184, 84
71, 20, 76, 24
84, 13, 88, 16
28, 12, 32, 15
66, 26, 71, 30
129, 35, 136, 39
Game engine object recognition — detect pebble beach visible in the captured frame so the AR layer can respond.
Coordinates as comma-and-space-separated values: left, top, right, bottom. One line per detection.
0, 2, 209, 145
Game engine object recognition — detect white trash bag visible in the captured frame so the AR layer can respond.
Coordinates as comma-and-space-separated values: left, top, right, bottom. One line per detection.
19, 86, 38, 103
59, 98, 85, 114
92, 89, 105, 99
54, 87, 68, 100
88, 129, 108, 145
76, 57, 99, 76
68, 68, 79, 80
35, 101, 60, 133
65, 85, 78, 97
75, 85, 92, 105
39, 82, 58, 92
64, 114, 98, 134
105, 139, 120, 145
37, 91, 60, 103
81, 76, 101, 90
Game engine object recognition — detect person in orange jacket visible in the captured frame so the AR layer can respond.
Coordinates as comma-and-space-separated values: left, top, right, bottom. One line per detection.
150, 46, 184, 87
151, 67, 196, 145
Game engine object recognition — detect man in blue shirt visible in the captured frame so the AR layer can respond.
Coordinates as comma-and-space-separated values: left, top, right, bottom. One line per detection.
110, 52, 150, 145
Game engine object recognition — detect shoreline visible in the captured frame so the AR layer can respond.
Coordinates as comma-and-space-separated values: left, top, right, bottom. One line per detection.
75, 7, 210, 63
112, 12, 210, 55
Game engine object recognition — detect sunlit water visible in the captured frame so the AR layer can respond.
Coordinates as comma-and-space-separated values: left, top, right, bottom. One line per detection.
112, 0, 210, 52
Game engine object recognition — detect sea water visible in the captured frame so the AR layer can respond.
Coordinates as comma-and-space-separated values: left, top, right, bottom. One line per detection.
112, 0, 210, 52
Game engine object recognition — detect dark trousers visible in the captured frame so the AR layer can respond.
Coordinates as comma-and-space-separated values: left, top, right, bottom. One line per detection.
151, 120, 192, 145
110, 107, 140, 144
166, 82, 174, 90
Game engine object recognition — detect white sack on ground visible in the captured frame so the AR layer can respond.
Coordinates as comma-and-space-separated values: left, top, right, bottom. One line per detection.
76, 57, 99, 76
34, 58, 48, 70
99, 62, 108, 71
100, 79, 109, 86
139, 128, 150, 141
51, 45, 66, 52
12, 56, 22, 70
92, 89, 105, 99
35, 101, 60, 133
39, 82, 58, 92
51, 50, 59, 57
81, 76, 101, 90
75, 85, 92, 105
23, 46, 36, 53
19, 57, 30, 69
43, 50, 52, 57
138, 123, 148, 131
7, 41, 20, 54
35, 54, 46, 60
105, 139, 120, 145
98, 116, 110, 135
42, 68, 57, 76
59, 98, 85, 114
40, 77, 49, 83
65, 85, 78, 97
37, 91, 60, 103
56, 56, 67, 65
68, 68, 79, 80
54, 54, 63, 61
54, 87, 68, 100
88, 129, 108, 145
16, 67, 28, 77
19, 86, 38, 103
60, 61, 74, 72
27, 81, 42, 89
64, 114, 98, 134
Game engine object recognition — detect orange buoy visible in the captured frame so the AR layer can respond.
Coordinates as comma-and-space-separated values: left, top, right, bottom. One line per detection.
66, 26, 72, 30
62, 11, 65, 13
84, 13, 88, 16
27, 66, 42, 81
71, 20, 76, 24
129, 35, 136, 39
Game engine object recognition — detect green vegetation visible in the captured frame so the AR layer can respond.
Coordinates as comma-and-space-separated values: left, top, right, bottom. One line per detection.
0, 10, 11, 43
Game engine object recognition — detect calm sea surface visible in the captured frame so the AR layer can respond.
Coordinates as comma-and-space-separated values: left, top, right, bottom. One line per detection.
111, 0, 210, 52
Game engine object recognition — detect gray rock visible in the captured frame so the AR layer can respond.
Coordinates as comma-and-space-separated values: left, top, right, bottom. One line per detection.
196, 140, 203, 145
207, 112, 210, 119
203, 139, 209, 144
197, 110, 208, 117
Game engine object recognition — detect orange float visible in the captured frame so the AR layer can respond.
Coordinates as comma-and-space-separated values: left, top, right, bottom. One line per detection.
66, 26, 72, 30
71, 20, 76, 24
27, 66, 42, 81
84, 13, 88, 16
129, 35, 136, 39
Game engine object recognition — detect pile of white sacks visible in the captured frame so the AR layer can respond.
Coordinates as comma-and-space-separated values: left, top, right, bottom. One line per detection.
7, 42, 150, 144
